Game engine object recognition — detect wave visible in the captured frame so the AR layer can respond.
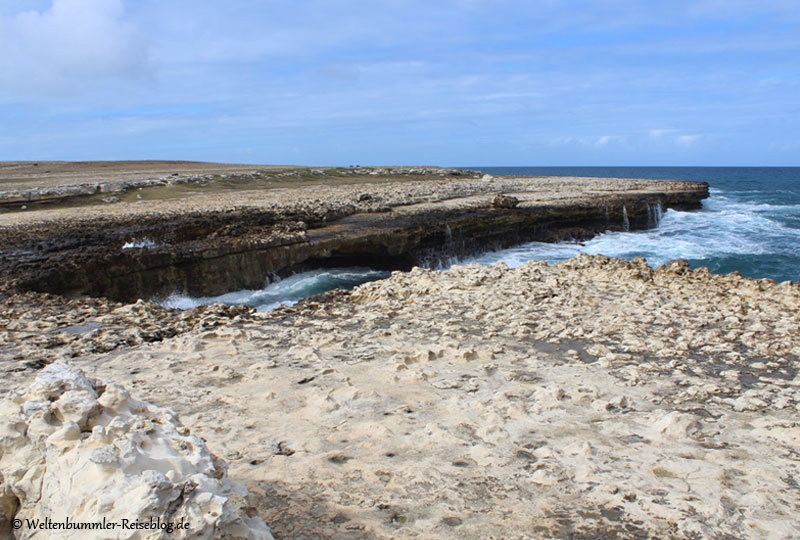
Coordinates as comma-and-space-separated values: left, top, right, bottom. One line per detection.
161, 184, 800, 312
705, 197, 800, 214
161, 267, 391, 312
465, 191, 800, 272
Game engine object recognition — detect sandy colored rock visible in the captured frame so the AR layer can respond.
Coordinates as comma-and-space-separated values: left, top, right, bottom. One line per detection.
2, 254, 798, 539
0, 363, 272, 540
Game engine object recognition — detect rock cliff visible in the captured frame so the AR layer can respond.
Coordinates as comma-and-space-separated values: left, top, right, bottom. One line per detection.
0, 174, 708, 302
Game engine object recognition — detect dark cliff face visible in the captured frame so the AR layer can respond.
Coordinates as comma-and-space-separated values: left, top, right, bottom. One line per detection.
1, 184, 709, 302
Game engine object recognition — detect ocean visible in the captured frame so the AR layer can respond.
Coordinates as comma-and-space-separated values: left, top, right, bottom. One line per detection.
163, 167, 800, 312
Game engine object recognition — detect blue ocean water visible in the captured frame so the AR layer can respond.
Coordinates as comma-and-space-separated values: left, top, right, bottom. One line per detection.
471, 167, 800, 283
163, 167, 800, 311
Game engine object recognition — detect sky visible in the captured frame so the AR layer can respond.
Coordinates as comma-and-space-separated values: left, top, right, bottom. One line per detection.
0, 0, 798, 166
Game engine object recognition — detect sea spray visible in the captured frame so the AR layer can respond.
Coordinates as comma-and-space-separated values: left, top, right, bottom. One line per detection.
467, 187, 800, 281
645, 202, 663, 228
122, 238, 160, 250
160, 167, 800, 312
161, 267, 390, 312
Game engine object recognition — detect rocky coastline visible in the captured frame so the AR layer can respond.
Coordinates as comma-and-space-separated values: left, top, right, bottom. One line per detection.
2, 255, 798, 539
0, 165, 707, 301
3, 163, 798, 539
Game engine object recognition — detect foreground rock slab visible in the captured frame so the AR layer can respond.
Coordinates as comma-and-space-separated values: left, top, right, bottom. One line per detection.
0, 363, 273, 540
1, 255, 798, 539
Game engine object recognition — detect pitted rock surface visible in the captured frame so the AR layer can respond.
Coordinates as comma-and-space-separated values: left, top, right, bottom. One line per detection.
2, 255, 797, 539
0, 363, 273, 540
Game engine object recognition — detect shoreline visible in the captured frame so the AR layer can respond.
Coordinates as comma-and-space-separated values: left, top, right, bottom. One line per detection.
2, 255, 798, 539
6, 162, 798, 539
0, 163, 708, 302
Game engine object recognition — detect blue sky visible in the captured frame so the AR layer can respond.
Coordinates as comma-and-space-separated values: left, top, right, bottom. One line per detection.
0, 0, 798, 166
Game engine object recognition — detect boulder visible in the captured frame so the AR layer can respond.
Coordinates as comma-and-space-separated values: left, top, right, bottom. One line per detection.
492, 194, 519, 209
0, 363, 273, 539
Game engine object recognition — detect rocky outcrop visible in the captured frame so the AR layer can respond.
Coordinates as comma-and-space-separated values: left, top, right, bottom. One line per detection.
0, 174, 709, 301
491, 194, 519, 209
0, 363, 273, 539
1, 255, 798, 538
0, 255, 793, 539
0, 166, 474, 209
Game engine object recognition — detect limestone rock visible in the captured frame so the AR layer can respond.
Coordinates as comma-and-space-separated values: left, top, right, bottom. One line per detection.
491, 194, 519, 209
0, 363, 273, 540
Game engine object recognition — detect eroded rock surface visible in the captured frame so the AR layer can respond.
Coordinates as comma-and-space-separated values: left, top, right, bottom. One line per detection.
0, 363, 272, 539
2, 255, 797, 539
0, 173, 707, 301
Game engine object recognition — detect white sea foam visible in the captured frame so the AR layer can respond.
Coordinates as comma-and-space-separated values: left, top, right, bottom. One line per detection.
160, 267, 390, 312
466, 191, 800, 270
160, 188, 800, 312
122, 237, 159, 249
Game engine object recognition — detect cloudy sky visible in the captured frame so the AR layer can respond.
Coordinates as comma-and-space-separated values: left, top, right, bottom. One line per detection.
0, 0, 798, 165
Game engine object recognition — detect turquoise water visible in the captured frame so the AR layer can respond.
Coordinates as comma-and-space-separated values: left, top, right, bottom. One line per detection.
164, 167, 800, 311
162, 267, 391, 312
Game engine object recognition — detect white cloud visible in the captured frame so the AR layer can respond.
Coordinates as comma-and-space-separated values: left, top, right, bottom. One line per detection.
648, 129, 704, 147
0, 0, 795, 164
0, 0, 149, 98
676, 134, 702, 146
595, 135, 613, 147
649, 128, 677, 140
547, 135, 627, 148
